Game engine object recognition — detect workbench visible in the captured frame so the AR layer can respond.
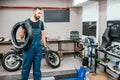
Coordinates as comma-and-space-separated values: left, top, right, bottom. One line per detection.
0, 39, 77, 59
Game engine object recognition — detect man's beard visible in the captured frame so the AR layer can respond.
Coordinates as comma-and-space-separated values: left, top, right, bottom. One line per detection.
34, 14, 40, 20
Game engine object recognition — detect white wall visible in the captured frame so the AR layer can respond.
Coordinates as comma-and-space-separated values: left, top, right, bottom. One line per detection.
0, 0, 81, 40
82, 2, 98, 40
0, 9, 32, 38
82, 2, 98, 21
45, 7, 82, 39
107, 0, 120, 20
0, 0, 72, 7
107, 0, 120, 62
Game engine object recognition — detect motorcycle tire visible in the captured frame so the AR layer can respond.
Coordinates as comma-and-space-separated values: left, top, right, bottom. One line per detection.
45, 50, 61, 68
2, 51, 22, 72
11, 21, 33, 50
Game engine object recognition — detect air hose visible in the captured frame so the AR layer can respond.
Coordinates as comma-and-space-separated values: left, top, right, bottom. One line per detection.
11, 21, 33, 50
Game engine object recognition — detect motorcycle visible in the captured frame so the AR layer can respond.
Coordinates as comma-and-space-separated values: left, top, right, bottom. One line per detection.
2, 21, 61, 71
2, 45, 61, 72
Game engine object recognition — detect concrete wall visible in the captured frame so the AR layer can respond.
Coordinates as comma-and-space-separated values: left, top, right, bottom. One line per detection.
82, 2, 98, 40
98, 0, 107, 44
107, 0, 120, 62
0, 0, 82, 52
82, 2, 98, 21
1, 0, 120, 51
82, 0, 120, 42
0, 0, 72, 7
107, 0, 120, 20
0, 0, 81, 40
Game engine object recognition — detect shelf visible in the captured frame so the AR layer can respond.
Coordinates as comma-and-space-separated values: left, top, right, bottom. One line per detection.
0, 41, 23, 45
98, 61, 120, 75
107, 62, 120, 75
106, 51, 120, 59
97, 49, 120, 59
57, 50, 74, 53
99, 61, 108, 66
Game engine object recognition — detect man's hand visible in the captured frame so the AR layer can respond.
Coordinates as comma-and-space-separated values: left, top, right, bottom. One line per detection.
44, 47, 48, 53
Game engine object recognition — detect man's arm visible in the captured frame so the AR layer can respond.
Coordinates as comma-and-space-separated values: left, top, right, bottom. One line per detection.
19, 28, 26, 40
41, 30, 46, 47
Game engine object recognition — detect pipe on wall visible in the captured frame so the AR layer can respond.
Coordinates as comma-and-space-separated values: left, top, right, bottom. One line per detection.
0, 6, 69, 10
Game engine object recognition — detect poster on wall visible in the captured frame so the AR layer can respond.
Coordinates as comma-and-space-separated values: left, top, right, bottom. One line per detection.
44, 10, 70, 22
107, 20, 120, 27
83, 21, 96, 37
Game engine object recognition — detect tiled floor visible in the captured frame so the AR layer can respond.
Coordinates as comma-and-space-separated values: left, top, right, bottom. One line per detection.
28, 77, 55, 80
0, 54, 116, 80
0, 54, 82, 80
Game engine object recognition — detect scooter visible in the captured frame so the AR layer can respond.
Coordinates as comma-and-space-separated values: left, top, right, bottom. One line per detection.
2, 45, 61, 72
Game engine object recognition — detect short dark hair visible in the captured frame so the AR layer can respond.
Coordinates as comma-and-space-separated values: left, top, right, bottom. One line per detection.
33, 7, 42, 11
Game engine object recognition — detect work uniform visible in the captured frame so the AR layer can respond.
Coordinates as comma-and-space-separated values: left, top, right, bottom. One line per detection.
21, 19, 44, 80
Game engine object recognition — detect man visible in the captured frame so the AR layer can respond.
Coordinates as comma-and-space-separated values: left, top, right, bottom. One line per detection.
19, 7, 46, 80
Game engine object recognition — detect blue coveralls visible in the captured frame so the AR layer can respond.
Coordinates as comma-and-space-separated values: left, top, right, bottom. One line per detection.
22, 20, 43, 80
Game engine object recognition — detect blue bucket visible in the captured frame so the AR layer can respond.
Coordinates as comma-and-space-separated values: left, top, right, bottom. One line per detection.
64, 66, 86, 80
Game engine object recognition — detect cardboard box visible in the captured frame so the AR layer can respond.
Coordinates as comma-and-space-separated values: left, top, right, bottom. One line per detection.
87, 72, 108, 80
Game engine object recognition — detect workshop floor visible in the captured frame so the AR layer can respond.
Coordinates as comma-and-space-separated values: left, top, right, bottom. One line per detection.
0, 54, 82, 80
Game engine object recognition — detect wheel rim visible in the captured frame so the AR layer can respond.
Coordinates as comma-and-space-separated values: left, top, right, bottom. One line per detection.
5, 54, 20, 69
48, 52, 59, 66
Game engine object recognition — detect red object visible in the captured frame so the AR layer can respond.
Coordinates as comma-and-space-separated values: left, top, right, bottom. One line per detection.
103, 60, 108, 63
113, 66, 117, 69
